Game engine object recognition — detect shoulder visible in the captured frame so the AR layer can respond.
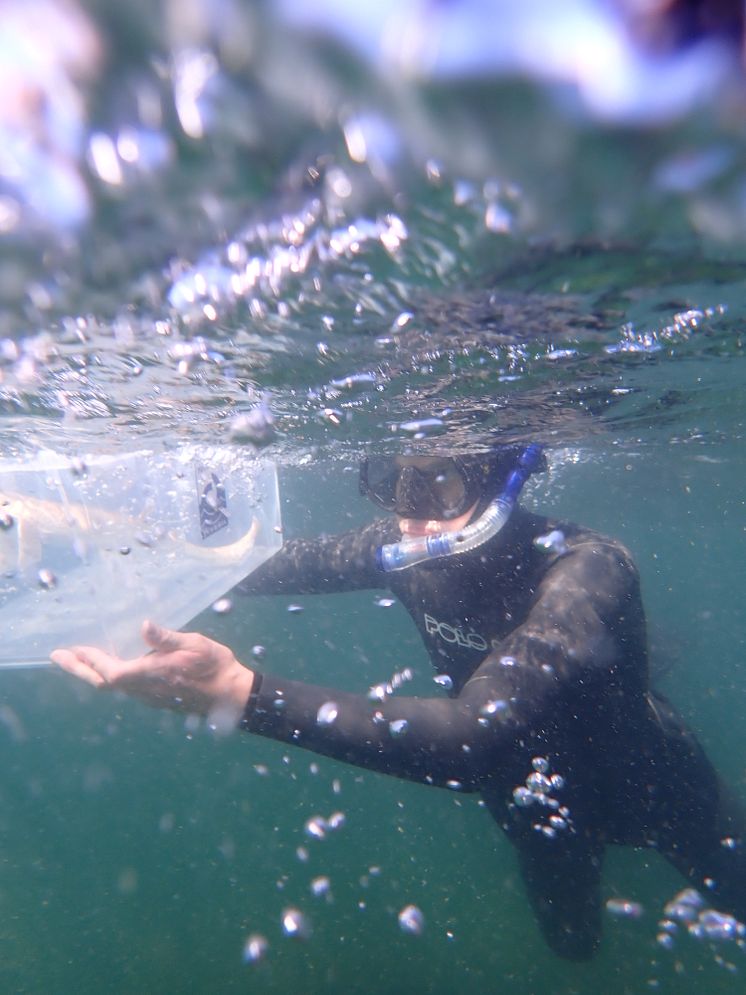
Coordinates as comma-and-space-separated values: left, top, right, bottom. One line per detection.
514, 511, 640, 600
520, 509, 635, 564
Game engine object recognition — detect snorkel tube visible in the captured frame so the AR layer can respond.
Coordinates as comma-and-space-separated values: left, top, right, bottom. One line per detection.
376, 444, 544, 572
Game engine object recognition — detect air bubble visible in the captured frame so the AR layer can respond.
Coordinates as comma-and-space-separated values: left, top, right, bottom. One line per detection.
480, 699, 508, 717
526, 772, 552, 794
327, 811, 346, 830
311, 876, 331, 898
304, 817, 327, 840
513, 786, 534, 807
228, 402, 276, 446
38, 568, 57, 590
657, 932, 675, 950
606, 898, 644, 919
434, 674, 453, 691
484, 201, 512, 233
330, 372, 377, 391
242, 933, 268, 963
534, 530, 568, 555
399, 418, 445, 436
316, 702, 339, 726
281, 907, 311, 939
319, 407, 343, 425
398, 904, 425, 935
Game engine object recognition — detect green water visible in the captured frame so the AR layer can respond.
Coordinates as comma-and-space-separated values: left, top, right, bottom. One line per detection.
1, 444, 744, 994
2, 1, 746, 991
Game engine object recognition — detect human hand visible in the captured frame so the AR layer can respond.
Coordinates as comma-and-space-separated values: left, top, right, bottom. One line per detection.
50, 620, 255, 720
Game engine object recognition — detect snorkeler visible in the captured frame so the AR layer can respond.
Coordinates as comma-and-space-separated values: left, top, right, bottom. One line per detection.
51, 443, 746, 960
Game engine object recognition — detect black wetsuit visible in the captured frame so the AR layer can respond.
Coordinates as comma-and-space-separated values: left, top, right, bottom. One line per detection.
238, 509, 746, 959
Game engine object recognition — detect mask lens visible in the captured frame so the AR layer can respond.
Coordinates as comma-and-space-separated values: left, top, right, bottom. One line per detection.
360, 458, 402, 511
361, 458, 470, 519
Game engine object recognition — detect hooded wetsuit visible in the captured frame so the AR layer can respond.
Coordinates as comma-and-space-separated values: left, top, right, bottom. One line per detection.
238, 508, 746, 959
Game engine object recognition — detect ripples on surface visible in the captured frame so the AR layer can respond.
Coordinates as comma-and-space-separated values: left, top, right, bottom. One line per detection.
0, 1, 744, 464
1, 172, 744, 461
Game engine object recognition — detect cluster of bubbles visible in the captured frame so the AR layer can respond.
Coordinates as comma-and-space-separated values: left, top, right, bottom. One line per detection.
303, 810, 346, 842
656, 887, 746, 971
168, 209, 408, 324
511, 756, 573, 840
368, 667, 414, 703
477, 697, 510, 727
242, 907, 313, 964
244, 881, 423, 966
604, 305, 727, 357
363, 704, 411, 738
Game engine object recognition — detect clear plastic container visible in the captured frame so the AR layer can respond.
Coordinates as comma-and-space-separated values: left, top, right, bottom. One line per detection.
0, 447, 282, 667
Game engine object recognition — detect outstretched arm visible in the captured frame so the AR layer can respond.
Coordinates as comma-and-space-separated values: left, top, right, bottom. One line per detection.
52, 536, 644, 795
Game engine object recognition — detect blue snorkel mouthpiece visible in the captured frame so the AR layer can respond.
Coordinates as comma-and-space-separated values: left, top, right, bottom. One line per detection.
376, 444, 543, 573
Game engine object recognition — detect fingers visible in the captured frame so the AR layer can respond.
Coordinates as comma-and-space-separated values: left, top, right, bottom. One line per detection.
50, 648, 108, 688
52, 642, 161, 691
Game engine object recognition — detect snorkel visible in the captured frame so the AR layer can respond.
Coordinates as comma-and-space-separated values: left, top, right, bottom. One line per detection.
376, 444, 544, 572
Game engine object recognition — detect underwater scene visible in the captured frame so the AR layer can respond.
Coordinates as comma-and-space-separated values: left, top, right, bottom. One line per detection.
1, 1, 745, 992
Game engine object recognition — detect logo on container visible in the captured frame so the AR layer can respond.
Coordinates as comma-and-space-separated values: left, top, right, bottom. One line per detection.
196, 466, 229, 539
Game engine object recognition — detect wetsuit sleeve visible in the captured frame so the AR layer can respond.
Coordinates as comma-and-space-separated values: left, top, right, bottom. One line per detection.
236, 519, 391, 596
239, 537, 644, 792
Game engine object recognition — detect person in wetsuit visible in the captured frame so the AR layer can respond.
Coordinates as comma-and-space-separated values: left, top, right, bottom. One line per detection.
51, 445, 746, 960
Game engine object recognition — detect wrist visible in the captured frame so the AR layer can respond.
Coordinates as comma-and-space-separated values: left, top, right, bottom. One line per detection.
222, 663, 255, 712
